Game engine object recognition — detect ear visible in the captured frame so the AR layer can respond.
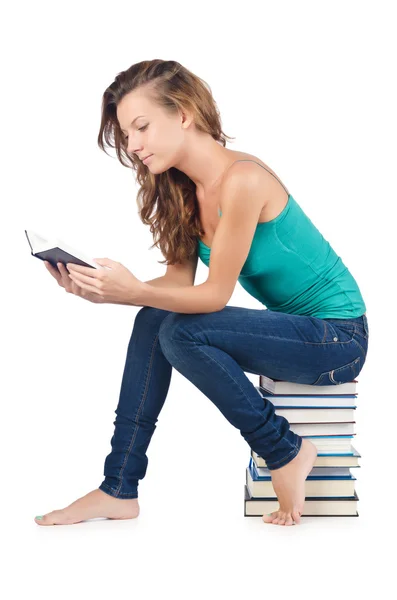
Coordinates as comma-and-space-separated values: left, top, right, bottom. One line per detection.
180, 108, 195, 130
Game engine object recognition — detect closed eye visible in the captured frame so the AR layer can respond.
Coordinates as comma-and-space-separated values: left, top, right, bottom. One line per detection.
123, 124, 148, 141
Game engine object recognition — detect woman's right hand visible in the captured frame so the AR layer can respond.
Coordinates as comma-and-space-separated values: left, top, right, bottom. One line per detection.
44, 261, 106, 304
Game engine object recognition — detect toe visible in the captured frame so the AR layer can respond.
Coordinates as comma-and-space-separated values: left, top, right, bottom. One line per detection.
262, 511, 279, 524
271, 514, 281, 524
35, 513, 52, 526
274, 511, 287, 525
34, 510, 68, 526
292, 509, 301, 524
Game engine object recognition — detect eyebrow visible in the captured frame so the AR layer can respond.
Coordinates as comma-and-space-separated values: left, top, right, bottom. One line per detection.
120, 115, 145, 133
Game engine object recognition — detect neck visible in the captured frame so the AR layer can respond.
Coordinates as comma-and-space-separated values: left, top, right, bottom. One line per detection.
173, 140, 234, 194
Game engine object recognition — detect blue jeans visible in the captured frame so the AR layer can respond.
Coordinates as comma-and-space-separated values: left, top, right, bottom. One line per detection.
98, 307, 369, 499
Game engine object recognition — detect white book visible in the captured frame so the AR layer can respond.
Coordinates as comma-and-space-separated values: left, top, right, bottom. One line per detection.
259, 375, 357, 395
274, 407, 356, 423
25, 229, 103, 270
290, 422, 355, 436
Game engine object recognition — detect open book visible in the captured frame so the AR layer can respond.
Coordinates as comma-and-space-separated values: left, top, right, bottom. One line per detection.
25, 229, 103, 270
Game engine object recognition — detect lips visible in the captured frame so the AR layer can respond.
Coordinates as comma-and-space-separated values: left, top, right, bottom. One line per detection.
141, 154, 153, 161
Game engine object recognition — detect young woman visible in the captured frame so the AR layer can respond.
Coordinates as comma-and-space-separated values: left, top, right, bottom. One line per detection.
35, 59, 369, 527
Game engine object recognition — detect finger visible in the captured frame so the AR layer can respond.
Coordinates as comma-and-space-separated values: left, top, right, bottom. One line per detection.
58, 263, 73, 289
57, 262, 67, 276
67, 263, 97, 276
44, 260, 57, 271
71, 280, 84, 296
68, 269, 101, 288
45, 261, 62, 284
68, 272, 101, 296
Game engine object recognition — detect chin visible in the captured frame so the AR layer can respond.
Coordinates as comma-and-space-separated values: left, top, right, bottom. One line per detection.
150, 159, 172, 174
147, 163, 163, 174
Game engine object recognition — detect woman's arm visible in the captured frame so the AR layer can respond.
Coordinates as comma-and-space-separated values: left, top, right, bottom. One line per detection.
136, 280, 224, 313
143, 275, 191, 288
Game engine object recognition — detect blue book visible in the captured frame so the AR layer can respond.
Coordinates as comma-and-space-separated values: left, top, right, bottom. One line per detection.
251, 446, 361, 469
246, 457, 356, 498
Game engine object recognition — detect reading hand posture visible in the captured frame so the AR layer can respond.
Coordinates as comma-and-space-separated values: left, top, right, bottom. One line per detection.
44, 260, 144, 306
63, 258, 145, 306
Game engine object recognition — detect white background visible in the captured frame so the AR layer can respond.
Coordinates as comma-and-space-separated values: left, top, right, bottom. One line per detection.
2, 0, 395, 597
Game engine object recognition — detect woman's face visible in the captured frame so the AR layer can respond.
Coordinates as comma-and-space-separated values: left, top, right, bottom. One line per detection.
117, 89, 189, 173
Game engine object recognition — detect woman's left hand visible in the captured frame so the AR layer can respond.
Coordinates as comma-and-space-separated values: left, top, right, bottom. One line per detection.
66, 258, 145, 306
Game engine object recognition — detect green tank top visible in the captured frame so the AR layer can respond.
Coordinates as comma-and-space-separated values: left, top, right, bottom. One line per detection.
197, 160, 366, 319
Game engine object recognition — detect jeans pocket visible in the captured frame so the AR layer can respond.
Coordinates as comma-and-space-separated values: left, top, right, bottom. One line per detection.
304, 319, 356, 345
310, 356, 362, 386
324, 321, 356, 343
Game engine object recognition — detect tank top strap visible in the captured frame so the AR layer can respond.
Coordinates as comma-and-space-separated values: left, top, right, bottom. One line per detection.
232, 159, 290, 195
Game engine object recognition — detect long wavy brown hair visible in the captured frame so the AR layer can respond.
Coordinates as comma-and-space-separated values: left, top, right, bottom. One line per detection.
97, 59, 235, 265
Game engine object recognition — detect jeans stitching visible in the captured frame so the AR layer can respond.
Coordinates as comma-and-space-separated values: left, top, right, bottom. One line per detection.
329, 357, 360, 384
312, 355, 361, 386
194, 328, 351, 345
311, 372, 325, 385
303, 327, 357, 345
354, 327, 368, 342
192, 326, 355, 346
114, 332, 159, 496
266, 439, 302, 469
100, 482, 138, 498
363, 315, 369, 336
351, 336, 367, 356
326, 320, 361, 325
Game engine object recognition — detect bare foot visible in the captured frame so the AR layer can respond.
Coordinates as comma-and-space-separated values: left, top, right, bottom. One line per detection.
262, 438, 317, 526
34, 489, 140, 526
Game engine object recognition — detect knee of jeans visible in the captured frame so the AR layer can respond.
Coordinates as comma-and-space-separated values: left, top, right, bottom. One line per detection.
136, 306, 165, 319
158, 312, 184, 354
135, 306, 173, 331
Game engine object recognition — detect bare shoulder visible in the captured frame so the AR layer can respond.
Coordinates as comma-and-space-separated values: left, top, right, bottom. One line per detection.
223, 152, 282, 189
221, 153, 290, 217
217, 153, 290, 222
217, 158, 268, 217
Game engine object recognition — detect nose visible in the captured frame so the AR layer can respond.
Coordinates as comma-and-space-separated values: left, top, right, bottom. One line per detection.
129, 141, 142, 155
125, 135, 143, 156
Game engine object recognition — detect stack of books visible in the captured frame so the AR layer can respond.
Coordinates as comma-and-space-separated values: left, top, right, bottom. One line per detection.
244, 374, 361, 518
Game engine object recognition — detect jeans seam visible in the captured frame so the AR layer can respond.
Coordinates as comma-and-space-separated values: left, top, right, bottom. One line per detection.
114, 332, 159, 496
330, 356, 360, 384
354, 328, 368, 342
195, 327, 355, 347
311, 355, 362, 386
303, 335, 356, 345
351, 336, 367, 356
100, 482, 138, 498
196, 328, 337, 345
266, 439, 302, 469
